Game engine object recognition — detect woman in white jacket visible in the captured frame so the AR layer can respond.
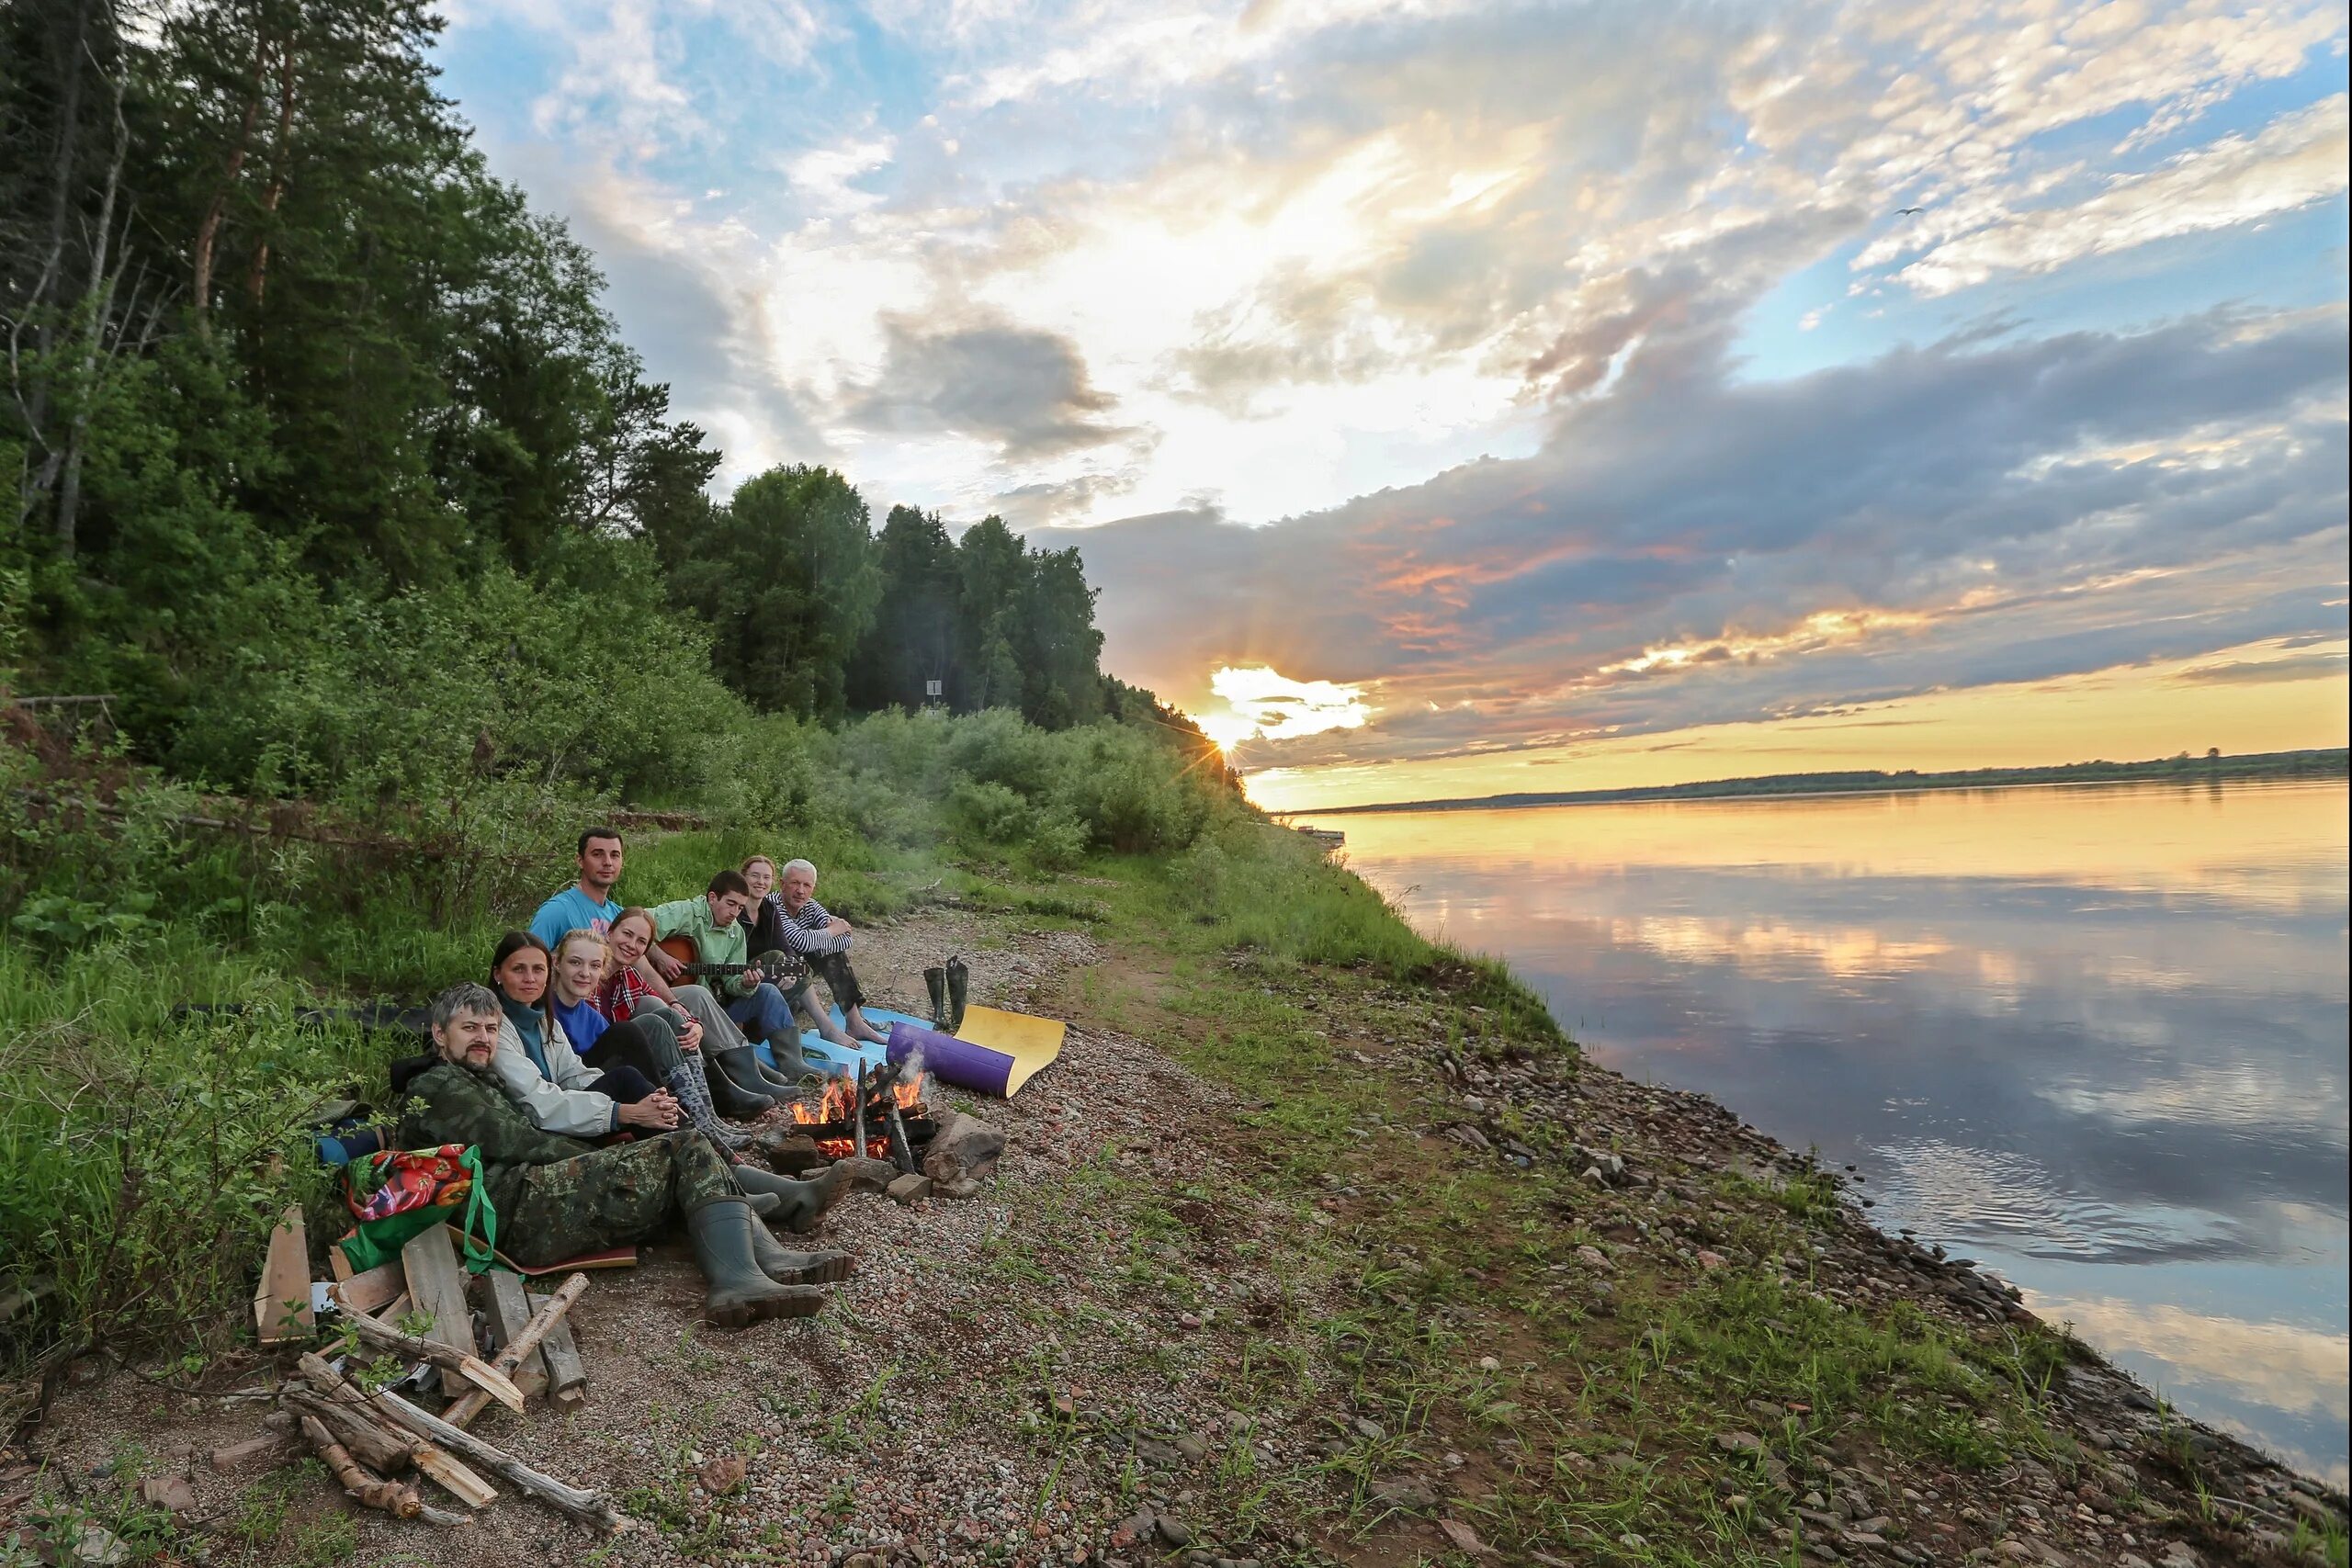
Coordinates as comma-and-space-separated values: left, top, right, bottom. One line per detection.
490, 931, 681, 1139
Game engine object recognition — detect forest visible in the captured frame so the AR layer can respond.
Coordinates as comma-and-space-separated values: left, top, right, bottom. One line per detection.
2, 0, 1177, 808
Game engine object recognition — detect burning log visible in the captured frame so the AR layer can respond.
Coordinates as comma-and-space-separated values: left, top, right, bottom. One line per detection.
788, 1067, 936, 1162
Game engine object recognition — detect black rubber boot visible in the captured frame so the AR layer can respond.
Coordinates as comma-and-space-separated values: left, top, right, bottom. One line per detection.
944, 956, 968, 1033
923, 966, 948, 1029
686, 1200, 828, 1327
705, 1045, 779, 1116
748, 1223, 856, 1285
729, 1160, 857, 1234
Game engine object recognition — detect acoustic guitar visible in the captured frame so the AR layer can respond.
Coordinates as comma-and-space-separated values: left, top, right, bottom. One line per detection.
654, 935, 806, 992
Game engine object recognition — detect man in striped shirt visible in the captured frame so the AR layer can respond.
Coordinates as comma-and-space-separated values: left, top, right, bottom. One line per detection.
744, 857, 890, 1048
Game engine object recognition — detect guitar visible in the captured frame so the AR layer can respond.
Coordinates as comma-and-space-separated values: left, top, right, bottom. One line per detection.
654, 935, 806, 991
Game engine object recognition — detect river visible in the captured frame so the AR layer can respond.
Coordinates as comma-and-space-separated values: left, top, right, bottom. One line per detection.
1294, 778, 2350, 1484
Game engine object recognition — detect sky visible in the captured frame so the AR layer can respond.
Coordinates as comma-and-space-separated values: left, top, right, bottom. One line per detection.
429, 0, 2350, 810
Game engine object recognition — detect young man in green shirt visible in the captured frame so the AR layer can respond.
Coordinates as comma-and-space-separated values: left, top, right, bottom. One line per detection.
649, 870, 806, 1090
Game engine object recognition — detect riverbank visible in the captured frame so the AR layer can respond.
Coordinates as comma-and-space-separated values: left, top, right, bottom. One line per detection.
11, 821, 2348, 1567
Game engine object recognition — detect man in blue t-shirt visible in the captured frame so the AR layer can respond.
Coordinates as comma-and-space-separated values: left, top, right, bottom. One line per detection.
529, 827, 626, 950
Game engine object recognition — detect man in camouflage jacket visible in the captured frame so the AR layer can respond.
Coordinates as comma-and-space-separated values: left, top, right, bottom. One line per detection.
401, 983, 854, 1325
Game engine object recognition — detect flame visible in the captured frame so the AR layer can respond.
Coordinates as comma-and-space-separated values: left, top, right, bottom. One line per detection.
786, 1070, 928, 1134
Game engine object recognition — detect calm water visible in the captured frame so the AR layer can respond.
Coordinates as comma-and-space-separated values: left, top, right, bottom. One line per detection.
1296, 780, 2350, 1483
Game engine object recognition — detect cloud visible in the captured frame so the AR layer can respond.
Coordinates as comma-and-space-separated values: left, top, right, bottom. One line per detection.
2174, 649, 2351, 684
1043, 305, 2349, 767
846, 311, 1136, 457
1891, 96, 2351, 296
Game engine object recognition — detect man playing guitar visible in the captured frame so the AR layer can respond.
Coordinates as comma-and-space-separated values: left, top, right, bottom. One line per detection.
649, 871, 811, 1080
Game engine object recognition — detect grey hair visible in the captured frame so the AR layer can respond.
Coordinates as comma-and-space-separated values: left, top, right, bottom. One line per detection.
431, 981, 501, 1033
781, 858, 817, 880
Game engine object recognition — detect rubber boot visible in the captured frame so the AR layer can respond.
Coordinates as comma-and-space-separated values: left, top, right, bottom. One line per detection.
923, 966, 948, 1029
748, 1223, 857, 1285
668, 1065, 749, 1150
762, 1027, 817, 1080
744, 1190, 782, 1219
729, 1160, 857, 1234
706, 1044, 779, 1116
688, 1200, 827, 1327
750, 1032, 800, 1092
944, 956, 969, 1033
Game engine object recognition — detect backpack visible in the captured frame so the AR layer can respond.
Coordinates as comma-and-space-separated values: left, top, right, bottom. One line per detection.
336, 1144, 497, 1274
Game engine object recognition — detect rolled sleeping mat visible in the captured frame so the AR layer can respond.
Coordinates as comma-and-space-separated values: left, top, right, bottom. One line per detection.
886, 1020, 1014, 1099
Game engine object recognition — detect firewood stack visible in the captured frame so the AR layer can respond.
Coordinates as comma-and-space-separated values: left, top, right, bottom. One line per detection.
230, 1221, 625, 1538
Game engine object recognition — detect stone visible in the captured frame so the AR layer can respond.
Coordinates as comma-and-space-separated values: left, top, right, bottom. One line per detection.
1350, 1416, 1386, 1441
698, 1454, 747, 1495
1369, 1475, 1439, 1509
887, 1173, 934, 1204
1155, 1517, 1192, 1547
1437, 1518, 1496, 1556
939, 1177, 984, 1200
923, 1111, 1007, 1185
834, 1156, 901, 1191
137, 1475, 196, 1514
1714, 1432, 1766, 1453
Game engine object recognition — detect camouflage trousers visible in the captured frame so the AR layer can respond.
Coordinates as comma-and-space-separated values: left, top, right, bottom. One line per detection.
498, 1130, 741, 1267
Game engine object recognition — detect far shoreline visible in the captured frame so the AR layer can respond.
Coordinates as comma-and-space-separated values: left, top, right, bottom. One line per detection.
1274, 745, 2350, 818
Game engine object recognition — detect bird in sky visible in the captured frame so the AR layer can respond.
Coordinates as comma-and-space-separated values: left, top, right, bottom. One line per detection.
1896, 206, 1925, 215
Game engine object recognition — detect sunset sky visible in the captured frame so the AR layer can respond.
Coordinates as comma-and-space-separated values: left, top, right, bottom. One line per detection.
432, 0, 2349, 809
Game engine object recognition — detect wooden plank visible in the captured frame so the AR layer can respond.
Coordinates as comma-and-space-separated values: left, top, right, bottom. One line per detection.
253, 1205, 313, 1344
447, 1275, 585, 1428
399, 1224, 474, 1397
329, 1259, 405, 1317
529, 1291, 587, 1407
478, 1273, 548, 1399
342, 1310, 524, 1413
328, 1247, 354, 1284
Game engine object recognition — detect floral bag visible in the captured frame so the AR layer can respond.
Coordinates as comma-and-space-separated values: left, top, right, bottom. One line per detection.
336, 1144, 497, 1274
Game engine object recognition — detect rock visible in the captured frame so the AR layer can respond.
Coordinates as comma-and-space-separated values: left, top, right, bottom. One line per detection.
756, 1132, 827, 1173
923, 1111, 1006, 1184
1576, 1246, 1611, 1271
71, 1525, 129, 1566
1697, 1249, 1727, 1270
137, 1475, 196, 1514
1714, 1432, 1766, 1454
1369, 1475, 1440, 1509
1155, 1517, 1192, 1547
697, 1454, 746, 1494
938, 1177, 983, 1200
886, 1172, 933, 1204
833, 1156, 900, 1191
1437, 1518, 1496, 1556
1351, 1416, 1386, 1441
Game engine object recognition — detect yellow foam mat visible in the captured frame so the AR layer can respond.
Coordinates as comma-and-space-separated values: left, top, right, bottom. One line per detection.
955, 1004, 1069, 1095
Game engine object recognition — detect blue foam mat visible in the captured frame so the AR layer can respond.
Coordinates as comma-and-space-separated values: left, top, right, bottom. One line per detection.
753, 1005, 931, 1078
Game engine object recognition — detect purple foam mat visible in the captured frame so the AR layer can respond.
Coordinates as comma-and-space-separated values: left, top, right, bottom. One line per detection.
886, 1020, 1014, 1098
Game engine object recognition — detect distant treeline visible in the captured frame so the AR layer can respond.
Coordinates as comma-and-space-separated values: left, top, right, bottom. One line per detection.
1311, 748, 2352, 816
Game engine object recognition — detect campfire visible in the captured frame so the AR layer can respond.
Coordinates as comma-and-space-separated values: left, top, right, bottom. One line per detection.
790, 1063, 937, 1167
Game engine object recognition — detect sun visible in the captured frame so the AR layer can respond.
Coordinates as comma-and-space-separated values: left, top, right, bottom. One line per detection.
1188, 665, 1373, 754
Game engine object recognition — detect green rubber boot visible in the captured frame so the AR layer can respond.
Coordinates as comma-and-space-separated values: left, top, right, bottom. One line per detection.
729, 1160, 857, 1234
686, 1200, 828, 1327
923, 966, 948, 1029
748, 1223, 857, 1285
706, 1045, 780, 1116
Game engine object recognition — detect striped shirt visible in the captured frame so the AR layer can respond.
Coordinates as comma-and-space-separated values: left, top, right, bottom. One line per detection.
761, 891, 850, 955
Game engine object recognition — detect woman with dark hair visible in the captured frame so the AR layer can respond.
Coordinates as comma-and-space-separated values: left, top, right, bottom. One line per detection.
486, 931, 679, 1139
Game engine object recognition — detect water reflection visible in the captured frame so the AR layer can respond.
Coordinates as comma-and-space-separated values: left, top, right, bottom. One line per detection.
1299, 780, 2351, 1483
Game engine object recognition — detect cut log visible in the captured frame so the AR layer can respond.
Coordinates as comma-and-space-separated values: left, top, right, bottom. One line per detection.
366, 1386, 624, 1532
478, 1273, 547, 1399
252, 1205, 312, 1344
299, 1414, 421, 1518
330, 1258, 404, 1316
281, 1389, 411, 1475
399, 1224, 475, 1397
529, 1291, 587, 1408
342, 1309, 523, 1413
293, 1353, 497, 1509
445, 1273, 585, 1429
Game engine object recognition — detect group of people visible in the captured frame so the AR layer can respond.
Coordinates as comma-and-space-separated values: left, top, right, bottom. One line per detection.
397, 828, 888, 1327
